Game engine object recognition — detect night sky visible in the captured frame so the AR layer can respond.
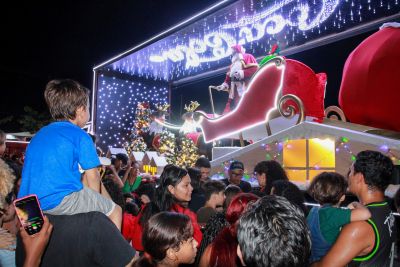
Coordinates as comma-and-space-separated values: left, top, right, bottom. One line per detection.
0, 0, 377, 132
0, 0, 216, 131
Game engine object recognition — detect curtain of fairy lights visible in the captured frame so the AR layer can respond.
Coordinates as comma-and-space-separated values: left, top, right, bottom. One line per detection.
95, 74, 169, 151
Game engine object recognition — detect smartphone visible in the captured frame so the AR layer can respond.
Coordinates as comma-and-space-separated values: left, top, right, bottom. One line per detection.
13, 194, 45, 235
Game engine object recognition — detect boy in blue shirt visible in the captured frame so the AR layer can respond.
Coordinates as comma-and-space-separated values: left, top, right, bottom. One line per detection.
307, 172, 370, 263
18, 79, 122, 230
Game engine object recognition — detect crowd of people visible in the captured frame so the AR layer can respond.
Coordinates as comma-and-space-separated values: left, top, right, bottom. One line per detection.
0, 79, 399, 266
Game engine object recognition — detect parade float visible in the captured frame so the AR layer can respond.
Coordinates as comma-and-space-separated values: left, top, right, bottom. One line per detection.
91, 0, 400, 185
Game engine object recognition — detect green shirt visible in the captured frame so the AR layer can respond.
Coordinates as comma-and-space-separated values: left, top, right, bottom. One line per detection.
318, 206, 351, 244
122, 176, 142, 193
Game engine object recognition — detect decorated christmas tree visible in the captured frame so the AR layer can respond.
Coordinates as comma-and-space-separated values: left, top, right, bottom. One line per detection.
174, 136, 199, 168
125, 102, 151, 154
125, 136, 147, 154
158, 130, 177, 164
133, 102, 152, 136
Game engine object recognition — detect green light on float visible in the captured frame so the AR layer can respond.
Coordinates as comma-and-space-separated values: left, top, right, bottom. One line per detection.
341, 137, 349, 143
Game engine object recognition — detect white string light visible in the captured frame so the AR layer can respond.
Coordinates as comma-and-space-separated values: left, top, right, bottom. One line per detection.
96, 75, 168, 150
102, 0, 399, 81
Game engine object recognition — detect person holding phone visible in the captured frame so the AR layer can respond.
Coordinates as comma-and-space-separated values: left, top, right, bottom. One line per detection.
0, 160, 52, 267
20, 216, 53, 267
18, 79, 122, 230
14, 195, 46, 237
16, 211, 136, 267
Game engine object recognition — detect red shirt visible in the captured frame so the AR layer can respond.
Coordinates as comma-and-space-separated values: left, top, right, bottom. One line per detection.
122, 213, 135, 242
125, 203, 203, 252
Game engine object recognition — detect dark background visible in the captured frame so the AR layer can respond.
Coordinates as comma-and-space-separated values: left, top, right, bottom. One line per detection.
0, 0, 374, 132
0, 0, 217, 131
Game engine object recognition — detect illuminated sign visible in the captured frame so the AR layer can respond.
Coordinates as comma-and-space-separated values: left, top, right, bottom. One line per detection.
101, 0, 400, 81
150, 0, 341, 68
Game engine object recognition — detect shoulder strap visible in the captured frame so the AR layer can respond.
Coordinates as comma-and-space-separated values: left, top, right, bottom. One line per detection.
352, 219, 380, 262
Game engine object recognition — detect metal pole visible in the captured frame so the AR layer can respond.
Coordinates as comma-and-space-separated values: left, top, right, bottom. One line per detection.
208, 86, 216, 114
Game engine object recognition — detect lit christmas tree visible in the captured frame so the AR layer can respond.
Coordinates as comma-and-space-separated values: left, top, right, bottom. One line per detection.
174, 136, 199, 168
133, 102, 152, 136
125, 136, 147, 154
125, 102, 151, 154
158, 130, 177, 164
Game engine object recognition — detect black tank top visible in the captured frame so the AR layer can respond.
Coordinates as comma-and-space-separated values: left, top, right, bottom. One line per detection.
350, 201, 397, 267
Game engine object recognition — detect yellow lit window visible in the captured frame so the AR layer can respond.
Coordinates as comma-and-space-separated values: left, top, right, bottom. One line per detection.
283, 138, 335, 183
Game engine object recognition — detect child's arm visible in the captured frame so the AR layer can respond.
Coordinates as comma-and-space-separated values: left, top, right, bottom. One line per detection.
241, 60, 259, 69
107, 165, 125, 188
120, 159, 132, 186
84, 168, 101, 193
348, 202, 371, 221
120, 167, 131, 187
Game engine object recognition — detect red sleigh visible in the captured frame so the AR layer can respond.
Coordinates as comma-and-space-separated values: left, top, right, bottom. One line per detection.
195, 56, 327, 143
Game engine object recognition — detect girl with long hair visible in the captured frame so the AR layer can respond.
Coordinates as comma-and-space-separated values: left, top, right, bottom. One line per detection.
130, 164, 202, 252
133, 212, 198, 267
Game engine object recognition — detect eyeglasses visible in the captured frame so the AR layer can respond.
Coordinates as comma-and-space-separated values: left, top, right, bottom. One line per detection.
231, 171, 243, 177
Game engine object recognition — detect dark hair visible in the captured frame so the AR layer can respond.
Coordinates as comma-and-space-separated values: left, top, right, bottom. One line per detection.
203, 180, 225, 202
140, 165, 188, 225
353, 150, 394, 192
210, 193, 259, 267
125, 201, 140, 216
195, 157, 211, 168
394, 188, 400, 212
134, 212, 193, 267
135, 183, 156, 202
115, 153, 128, 165
11, 154, 19, 162
4, 160, 22, 196
308, 172, 347, 205
102, 178, 125, 210
44, 79, 89, 121
187, 167, 202, 193
254, 160, 289, 194
223, 184, 242, 210
237, 196, 311, 267
123, 192, 133, 199
195, 212, 228, 266
271, 180, 307, 215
